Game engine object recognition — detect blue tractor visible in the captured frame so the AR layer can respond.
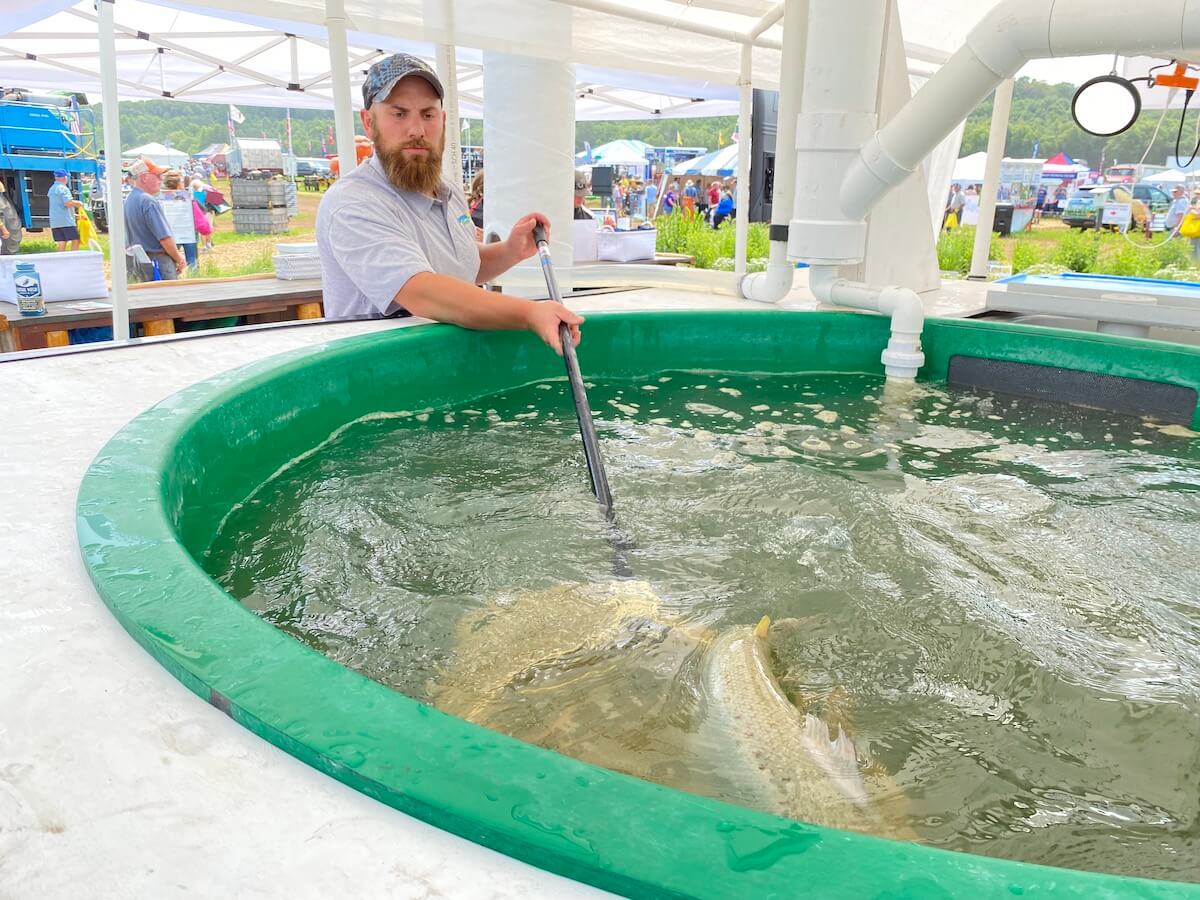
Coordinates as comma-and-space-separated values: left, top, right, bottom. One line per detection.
0, 87, 103, 254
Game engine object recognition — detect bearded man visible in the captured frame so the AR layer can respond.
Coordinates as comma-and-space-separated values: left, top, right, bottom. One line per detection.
316, 53, 582, 355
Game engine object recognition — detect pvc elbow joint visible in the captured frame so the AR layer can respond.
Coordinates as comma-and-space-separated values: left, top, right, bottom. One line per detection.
739, 258, 796, 303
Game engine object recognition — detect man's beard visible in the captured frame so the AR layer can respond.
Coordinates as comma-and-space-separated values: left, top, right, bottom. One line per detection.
374, 131, 444, 195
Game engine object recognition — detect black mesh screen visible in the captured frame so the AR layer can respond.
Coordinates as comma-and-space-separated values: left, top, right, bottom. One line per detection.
947, 356, 1198, 425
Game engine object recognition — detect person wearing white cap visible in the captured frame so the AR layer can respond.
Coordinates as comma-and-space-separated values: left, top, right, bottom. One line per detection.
316, 52, 583, 356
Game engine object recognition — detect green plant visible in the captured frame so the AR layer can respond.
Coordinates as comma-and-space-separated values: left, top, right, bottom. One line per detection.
935, 226, 1000, 275
1050, 229, 1100, 272
654, 215, 770, 270
1010, 238, 1044, 273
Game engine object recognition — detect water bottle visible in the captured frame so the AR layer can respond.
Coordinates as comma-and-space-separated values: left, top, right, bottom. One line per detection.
13, 261, 46, 317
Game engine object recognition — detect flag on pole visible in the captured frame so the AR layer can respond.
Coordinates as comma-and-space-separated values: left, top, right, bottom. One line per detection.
327, 124, 335, 142
718, 131, 725, 147
731, 128, 739, 143
228, 104, 245, 125
676, 129, 683, 146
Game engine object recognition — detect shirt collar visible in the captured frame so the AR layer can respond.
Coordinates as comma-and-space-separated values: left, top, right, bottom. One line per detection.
367, 153, 449, 212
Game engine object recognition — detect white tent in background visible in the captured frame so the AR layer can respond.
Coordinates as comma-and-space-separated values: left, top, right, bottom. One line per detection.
121, 141, 189, 167
951, 151, 988, 184
575, 139, 653, 167
1143, 168, 1189, 184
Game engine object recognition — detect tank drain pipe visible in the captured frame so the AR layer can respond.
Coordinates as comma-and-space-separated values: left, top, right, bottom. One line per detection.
740, 0, 808, 303
808, 265, 925, 381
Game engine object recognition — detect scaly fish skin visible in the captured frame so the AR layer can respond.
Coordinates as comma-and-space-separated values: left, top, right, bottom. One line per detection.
700, 616, 884, 834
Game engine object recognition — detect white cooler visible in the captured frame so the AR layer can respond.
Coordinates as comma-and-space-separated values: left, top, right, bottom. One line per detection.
0, 250, 108, 304
596, 229, 656, 263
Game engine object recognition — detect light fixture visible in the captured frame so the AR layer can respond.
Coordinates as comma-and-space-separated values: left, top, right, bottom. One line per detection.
1071, 75, 1142, 138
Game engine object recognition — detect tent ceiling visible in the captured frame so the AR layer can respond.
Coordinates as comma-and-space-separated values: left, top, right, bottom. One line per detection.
2, 0, 1113, 124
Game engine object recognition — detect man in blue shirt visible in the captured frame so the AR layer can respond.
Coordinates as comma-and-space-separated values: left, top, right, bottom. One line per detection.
123, 157, 186, 281
47, 169, 83, 251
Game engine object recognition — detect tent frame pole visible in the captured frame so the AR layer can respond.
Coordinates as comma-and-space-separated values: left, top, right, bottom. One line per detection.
98, 0, 129, 344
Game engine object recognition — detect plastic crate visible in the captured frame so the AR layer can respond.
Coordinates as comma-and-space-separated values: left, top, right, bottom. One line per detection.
233, 207, 289, 234
272, 254, 322, 280
230, 178, 290, 209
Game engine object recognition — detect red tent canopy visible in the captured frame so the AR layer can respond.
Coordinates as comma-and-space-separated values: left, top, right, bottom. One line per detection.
1044, 151, 1076, 166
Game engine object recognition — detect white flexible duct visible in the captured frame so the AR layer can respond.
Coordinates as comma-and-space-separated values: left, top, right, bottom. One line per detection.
840, 0, 1200, 228
740, 0, 808, 302
482, 47, 575, 292
808, 265, 925, 380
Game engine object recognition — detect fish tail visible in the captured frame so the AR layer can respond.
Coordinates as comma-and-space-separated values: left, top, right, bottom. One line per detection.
800, 713, 870, 808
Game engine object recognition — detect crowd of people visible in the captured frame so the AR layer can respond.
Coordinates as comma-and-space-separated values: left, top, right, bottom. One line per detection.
121, 157, 216, 281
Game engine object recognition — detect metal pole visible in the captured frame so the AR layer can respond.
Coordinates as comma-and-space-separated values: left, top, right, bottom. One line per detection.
968, 78, 1013, 279
324, 0, 358, 175
98, 0, 129, 343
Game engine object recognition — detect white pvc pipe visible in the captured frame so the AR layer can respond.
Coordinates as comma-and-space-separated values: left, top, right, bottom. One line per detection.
324, 0, 358, 175
842, 0, 1200, 226
808, 265, 925, 380
740, 0, 807, 303
735, 43, 752, 277
437, 42, 463, 188
786, 0, 889, 266
968, 77, 1013, 279
482, 48, 575, 292
98, 0, 128, 343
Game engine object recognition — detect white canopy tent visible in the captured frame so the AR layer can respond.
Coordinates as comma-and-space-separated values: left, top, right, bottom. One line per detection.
952, 151, 988, 184
121, 141, 190, 166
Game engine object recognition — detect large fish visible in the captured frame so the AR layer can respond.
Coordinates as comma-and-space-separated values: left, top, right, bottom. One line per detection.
429, 579, 664, 723
698, 616, 894, 834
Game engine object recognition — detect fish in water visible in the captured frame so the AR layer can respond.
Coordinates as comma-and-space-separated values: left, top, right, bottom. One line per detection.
429, 579, 664, 723
698, 616, 891, 834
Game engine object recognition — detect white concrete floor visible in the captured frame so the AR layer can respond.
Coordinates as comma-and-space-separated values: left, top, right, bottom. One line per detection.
0, 286, 982, 899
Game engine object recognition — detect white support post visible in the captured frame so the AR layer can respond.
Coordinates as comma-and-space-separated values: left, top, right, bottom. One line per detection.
969, 78, 1013, 280
437, 41, 462, 187
324, 0, 358, 175
735, 43, 752, 276
483, 46, 574, 294
98, 0, 129, 343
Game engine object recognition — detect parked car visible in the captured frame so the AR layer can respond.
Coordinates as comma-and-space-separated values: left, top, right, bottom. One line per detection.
295, 157, 332, 177
1062, 183, 1170, 231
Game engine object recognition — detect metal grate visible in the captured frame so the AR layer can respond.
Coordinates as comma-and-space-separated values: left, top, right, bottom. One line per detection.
947, 355, 1198, 425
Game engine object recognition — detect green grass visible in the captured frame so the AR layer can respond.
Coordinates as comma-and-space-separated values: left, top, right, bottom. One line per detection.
944, 223, 1200, 280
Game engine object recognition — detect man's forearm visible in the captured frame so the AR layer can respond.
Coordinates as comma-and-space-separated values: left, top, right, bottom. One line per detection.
398, 272, 533, 332
475, 239, 520, 284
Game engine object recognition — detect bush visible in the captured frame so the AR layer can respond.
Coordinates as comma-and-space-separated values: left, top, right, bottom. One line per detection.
1050, 230, 1100, 272
1107, 242, 1161, 278
1010, 238, 1044, 273
654, 213, 770, 270
936, 226, 1001, 275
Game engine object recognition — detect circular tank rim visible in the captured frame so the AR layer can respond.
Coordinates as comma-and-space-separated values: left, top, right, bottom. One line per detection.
75, 310, 1200, 898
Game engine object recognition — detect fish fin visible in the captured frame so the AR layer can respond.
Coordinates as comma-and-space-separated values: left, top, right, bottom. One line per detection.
800, 713, 870, 808
754, 615, 771, 640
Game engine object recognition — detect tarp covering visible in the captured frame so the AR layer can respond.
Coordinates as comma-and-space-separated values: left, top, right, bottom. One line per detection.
575, 139, 651, 166
671, 143, 739, 177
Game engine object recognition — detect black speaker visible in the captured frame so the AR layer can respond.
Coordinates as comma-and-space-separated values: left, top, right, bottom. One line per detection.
750, 88, 778, 224
590, 165, 614, 195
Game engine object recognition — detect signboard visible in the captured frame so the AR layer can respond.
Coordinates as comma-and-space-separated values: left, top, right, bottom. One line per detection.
159, 196, 196, 245
1101, 201, 1132, 232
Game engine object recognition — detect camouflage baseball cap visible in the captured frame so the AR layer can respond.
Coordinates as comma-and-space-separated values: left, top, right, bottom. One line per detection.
362, 53, 444, 108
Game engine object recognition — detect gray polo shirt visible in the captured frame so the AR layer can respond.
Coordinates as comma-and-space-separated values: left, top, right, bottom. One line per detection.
316, 154, 481, 319
124, 187, 172, 254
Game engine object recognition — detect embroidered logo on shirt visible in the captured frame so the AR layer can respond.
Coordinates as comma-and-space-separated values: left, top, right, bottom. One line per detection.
457, 213, 472, 226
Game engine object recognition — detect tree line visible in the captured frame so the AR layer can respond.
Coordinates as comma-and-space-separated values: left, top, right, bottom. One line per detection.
95, 76, 1184, 169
